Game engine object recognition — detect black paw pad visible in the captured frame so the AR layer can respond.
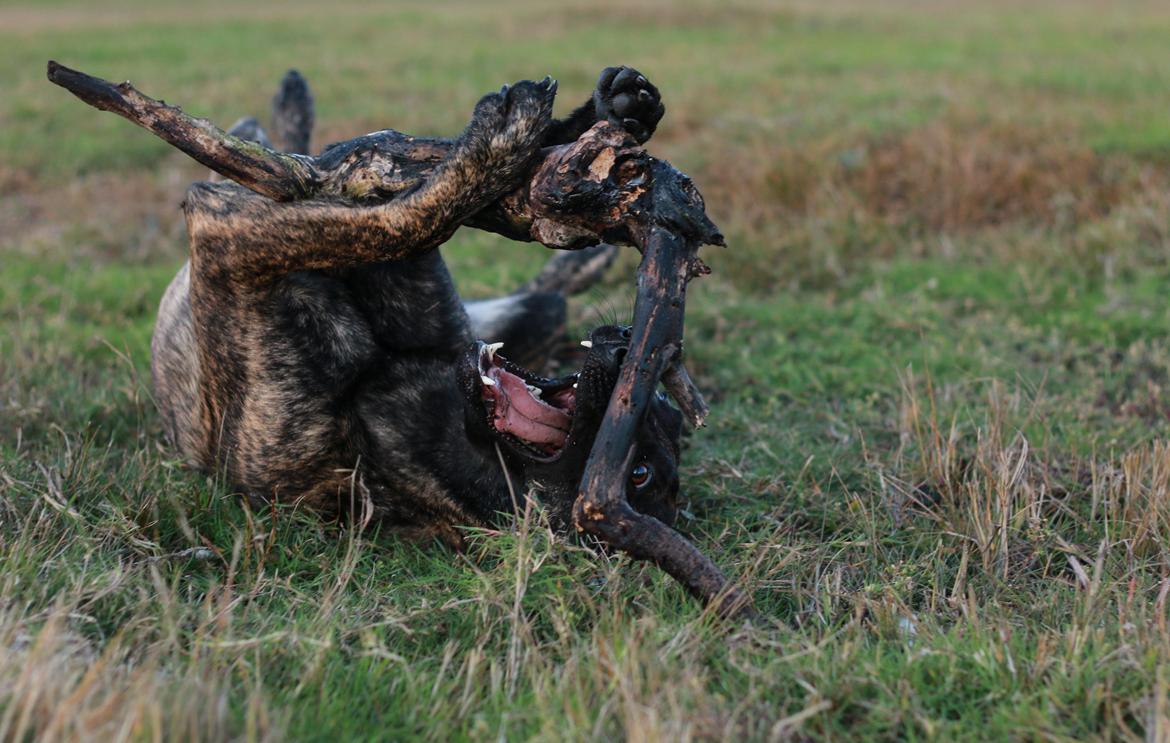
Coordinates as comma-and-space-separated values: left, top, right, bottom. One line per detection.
594, 65, 665, 144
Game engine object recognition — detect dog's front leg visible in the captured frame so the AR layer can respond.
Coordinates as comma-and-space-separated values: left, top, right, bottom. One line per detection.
181, 80, 557, 283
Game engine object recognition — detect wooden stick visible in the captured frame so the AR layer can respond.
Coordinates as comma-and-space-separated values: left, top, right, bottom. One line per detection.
47, 61, 321, 201
526, 135, 750, 617
573, 227, 750, 618
47, 60, 525, 236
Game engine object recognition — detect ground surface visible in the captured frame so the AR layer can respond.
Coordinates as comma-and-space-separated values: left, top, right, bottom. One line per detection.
3, 0, 1170, 740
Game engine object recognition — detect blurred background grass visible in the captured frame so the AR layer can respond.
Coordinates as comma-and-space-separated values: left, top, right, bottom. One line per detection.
3, 1, 1170, 740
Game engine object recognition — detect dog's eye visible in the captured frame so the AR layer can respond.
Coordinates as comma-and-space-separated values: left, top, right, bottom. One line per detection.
630, 463, 653, 488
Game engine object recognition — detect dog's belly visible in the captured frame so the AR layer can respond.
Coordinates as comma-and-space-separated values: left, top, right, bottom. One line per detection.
150, 251, 480, 518
151, 261, 204, 464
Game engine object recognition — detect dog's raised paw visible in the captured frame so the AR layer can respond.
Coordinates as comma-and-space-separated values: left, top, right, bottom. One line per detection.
465, 77, 557, 181
593, 65, 664, 144
500, 77, 558, 142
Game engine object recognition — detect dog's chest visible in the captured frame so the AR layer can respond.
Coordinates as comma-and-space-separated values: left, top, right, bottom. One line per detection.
268, 250, 472, 374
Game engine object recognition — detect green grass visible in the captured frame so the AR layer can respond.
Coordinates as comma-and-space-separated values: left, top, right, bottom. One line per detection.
3, 0, 1170, 740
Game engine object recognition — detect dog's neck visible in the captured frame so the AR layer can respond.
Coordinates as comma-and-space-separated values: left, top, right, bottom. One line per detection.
420, 362, 593, 527
376, 359, 541, 524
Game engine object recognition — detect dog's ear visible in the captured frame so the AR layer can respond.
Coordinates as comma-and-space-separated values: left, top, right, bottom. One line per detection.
649, 391, 685, 450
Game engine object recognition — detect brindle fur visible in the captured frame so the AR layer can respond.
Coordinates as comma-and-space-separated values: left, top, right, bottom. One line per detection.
151, 68, 679, 544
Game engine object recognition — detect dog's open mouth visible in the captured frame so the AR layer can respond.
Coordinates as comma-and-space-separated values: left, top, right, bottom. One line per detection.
475, 342, 578, 457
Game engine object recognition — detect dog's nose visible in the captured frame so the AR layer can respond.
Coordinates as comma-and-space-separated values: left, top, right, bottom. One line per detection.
585, 326, 630, 370
587, 325, 629, 346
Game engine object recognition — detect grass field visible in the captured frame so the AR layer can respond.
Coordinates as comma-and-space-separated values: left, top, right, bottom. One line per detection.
4, 0, 1170, 739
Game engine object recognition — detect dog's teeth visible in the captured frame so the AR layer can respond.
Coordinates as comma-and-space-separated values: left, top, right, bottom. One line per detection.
485, 342, 504, 360
527, 385, 542, 398
580, 340, 593, 348
481, 375, 496, 387
572, 383, 578, 389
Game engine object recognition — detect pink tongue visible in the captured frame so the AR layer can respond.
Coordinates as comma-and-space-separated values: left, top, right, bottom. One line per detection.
493, 371, 571, 447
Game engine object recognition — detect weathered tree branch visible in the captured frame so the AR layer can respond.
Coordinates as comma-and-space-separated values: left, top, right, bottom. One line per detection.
524, 131, 749, 618
573, 229, 747, 618
46, 61, 322, 201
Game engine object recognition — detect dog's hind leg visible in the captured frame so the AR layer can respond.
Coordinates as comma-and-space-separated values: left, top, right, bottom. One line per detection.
464, 243, 619, 370
518, 243, 620, 297
46, 62, 556, 282
152, 107, 290, 466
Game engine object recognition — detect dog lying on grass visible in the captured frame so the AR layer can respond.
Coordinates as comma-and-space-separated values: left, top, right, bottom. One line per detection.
149, 67, 685, 545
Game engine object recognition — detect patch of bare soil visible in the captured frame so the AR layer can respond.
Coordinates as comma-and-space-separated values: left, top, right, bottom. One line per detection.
2, 159, 201, 264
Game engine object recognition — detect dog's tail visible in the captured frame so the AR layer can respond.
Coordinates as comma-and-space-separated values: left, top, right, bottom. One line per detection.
270, 70, 315, 155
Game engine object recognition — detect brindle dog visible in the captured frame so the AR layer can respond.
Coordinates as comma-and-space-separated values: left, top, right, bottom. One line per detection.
151, 67, 685, 545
